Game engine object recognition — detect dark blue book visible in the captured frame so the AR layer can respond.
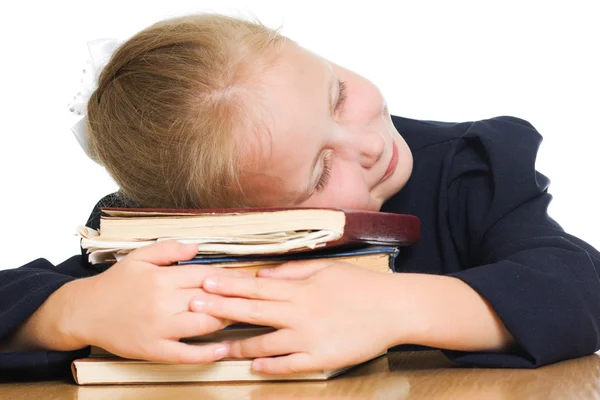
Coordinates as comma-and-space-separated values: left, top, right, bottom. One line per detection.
179, 245, 400, 272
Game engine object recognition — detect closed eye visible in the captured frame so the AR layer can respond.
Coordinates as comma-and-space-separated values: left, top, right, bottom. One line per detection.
315, 150, 333, 192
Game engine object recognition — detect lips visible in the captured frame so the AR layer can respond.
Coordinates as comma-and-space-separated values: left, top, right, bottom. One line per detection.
378, 141, 398, 185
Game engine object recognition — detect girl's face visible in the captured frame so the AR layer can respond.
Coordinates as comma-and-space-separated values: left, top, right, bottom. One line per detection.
241, 42, 413, 211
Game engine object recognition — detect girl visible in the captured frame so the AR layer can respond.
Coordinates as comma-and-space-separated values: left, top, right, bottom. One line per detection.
1, 14, 599, 378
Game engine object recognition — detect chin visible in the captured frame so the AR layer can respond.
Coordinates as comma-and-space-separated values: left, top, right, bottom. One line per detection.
365, 202, 383, 212
389, 175, 408, 196
375, 170, 410, 206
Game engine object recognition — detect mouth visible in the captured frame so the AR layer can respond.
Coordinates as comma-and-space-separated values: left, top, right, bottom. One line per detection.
378, 141, 398, 185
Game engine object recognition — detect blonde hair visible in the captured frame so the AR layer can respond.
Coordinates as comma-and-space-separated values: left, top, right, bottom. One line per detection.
87, 14, 286, 208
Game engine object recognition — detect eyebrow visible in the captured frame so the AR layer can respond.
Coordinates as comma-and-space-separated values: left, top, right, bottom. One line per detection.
328, 71, 335, 115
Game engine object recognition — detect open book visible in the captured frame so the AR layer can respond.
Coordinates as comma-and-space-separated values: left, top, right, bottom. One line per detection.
79, 207, 420, 264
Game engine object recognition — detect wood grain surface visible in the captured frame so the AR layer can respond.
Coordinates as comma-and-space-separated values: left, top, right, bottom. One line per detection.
1, 350, 599, 400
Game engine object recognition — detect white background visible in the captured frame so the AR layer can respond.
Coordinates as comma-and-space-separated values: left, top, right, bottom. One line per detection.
0, 0, 598, 270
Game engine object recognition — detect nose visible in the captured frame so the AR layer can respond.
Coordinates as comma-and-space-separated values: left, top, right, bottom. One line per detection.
359, 131, 385, 169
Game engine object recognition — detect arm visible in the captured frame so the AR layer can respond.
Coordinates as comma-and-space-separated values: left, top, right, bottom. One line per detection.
386, 273, 515, 353
439, 116, 600, 367
0, 256, 95, 376
0, 277, 90, 353
0, 256, 93, 353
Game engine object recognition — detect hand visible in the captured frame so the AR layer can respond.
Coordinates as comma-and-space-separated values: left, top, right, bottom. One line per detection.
66, 241, 249, 363
193, 262, 400, 374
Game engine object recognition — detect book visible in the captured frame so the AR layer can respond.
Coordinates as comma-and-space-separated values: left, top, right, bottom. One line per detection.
78, 207, 420, 264
72, 354, 406, 398
71, 353, 387, 384
178, 245, 400, 274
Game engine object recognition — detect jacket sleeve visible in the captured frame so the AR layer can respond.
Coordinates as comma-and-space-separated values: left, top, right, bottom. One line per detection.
0, 256, 93, 378
442, 116, 600, 368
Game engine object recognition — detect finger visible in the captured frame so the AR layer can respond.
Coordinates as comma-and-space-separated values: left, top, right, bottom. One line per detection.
227, 329, 300, 359
191, 294, 291, 327
167, 288, 208, 313
257, 259, 333, 280
169, 265, 253, 289
156, 288, 214, 314
202, 275, 295, 301
149, 340, 229, 364
128, 240, 198, 266
168, 311, 228, 340
252, 352, 314, 375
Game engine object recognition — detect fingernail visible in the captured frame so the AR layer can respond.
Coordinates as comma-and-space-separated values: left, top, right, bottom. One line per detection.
214, 344, 229, 359
252, 360, 263, 372
204, 277, 218, 291
191, 298, 206, 311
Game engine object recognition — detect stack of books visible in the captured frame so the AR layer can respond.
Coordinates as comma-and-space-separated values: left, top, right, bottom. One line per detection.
73, 206, 420, 385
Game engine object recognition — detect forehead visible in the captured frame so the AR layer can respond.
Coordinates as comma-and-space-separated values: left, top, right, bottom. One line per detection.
239, 43, 331, 205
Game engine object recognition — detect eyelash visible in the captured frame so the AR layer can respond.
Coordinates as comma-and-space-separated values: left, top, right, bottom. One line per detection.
315, 151, 333, 192
334, 80, 347, 114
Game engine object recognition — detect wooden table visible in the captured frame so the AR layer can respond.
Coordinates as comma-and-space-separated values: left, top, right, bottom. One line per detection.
1, 351, 599, 399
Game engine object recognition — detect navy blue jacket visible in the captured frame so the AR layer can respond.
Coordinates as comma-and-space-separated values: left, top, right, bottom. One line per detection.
1, 115, 599, 378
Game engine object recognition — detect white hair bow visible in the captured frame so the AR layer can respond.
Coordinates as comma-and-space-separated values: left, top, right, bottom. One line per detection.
68, 39, 122, 164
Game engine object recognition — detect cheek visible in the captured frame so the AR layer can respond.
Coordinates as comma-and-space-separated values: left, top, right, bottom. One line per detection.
303, 167, 373, 209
